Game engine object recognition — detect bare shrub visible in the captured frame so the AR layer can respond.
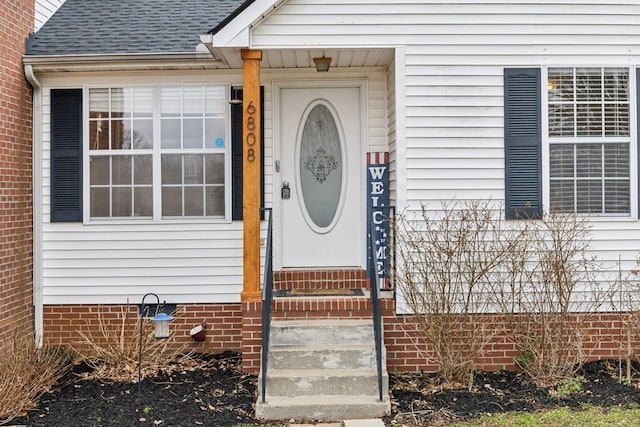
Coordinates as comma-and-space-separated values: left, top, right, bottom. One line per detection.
502, 211, 609, 387
0, 336, 70, 425
396, 200, 528, 387
397, 201, 617, 389
73, 304, 191, 382
610, 267, 640, 385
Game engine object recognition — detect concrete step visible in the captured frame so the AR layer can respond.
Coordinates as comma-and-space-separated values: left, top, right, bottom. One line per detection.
261, 368, 389, 398
267, 344, 380, 370
270, 319, 374, 346
255, 395, 391, 421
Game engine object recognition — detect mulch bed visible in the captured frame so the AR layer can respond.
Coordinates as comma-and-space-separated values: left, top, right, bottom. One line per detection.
7, 353, 640, 426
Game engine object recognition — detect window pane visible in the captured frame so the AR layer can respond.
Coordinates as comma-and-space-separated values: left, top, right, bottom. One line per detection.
604, 68, 629, 102
90, 187, 110, 217
132, 119, 153, 149
89, 88, 109, 119
183, 118, 203, 149
161, 119, 181, 149
162, 187, 182, 216
184, 155, 203, 184
134, 155, 152, 185
576, 144, 601, 177
160, 87, 181, 117
110, 88, 128, 119
550, 180, 574, 212
206, 186, 225, 216
90, 156, 110, 185
605, 179, 630, 214
604, 103, 629, 136
548, 68, 574, 102
89, 119, 110, 150
575, 68, 601, 102
576, 180, 602, 213
576, 103, 602, 136
132, 87, 153, 117
205, 118, 225, 148
112, 187, 132, 217
549, 144, 574, 178
548, 104, 574, 137
134, 187, 153, 217
112, 155, 131, 185
111, 119, 131, 149
604, 144, 629, 177
162, 155, 182, 184
184, 187, 203, 216
205, 154, 225, 184
183, 87, 203, 117
205, 86, 226, 115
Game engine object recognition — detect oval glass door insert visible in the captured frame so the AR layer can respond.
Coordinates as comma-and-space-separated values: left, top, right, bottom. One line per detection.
299, 103, 343, 229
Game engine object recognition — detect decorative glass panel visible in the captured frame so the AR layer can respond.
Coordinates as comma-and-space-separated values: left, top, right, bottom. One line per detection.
299, 104, 342, 228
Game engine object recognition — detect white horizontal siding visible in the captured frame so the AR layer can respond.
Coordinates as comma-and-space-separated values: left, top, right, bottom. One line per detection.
35, 0, 65, 31
38, 68, 386, 305
39, 72, 258, 305
250, 0, 640, 284
41, 221, 245, 305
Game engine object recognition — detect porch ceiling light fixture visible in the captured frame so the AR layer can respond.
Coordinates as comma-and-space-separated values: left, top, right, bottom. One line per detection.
229, 86, 242, 105
313, 56, 332, 72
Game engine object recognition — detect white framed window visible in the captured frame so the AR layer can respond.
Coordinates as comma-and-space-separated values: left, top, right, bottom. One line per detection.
545, 67, 633, 215
86, 85, 229, 221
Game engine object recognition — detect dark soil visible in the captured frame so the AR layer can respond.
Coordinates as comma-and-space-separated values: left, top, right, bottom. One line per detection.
8, 353, 640, 426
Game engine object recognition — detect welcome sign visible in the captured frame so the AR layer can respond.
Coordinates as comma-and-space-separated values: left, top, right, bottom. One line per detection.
366, 152, 390, 290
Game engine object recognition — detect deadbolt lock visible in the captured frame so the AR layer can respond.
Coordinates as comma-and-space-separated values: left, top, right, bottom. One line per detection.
281, 181, 290, 199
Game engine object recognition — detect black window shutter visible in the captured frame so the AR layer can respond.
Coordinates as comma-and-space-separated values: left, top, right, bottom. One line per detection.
50, 89, 83, 222
504, 68, 542, 220
231, 86, 264, 220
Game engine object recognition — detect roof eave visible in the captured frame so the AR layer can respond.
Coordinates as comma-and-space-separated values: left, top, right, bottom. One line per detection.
23, 52, 227, 72
209, 0, 285, 48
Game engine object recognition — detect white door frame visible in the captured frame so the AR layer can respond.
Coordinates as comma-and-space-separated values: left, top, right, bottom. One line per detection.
272, 79, 369, 270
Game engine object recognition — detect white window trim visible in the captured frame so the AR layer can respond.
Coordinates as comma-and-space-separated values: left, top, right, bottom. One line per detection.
541, 66, 638, 220
82, 84, 233, 224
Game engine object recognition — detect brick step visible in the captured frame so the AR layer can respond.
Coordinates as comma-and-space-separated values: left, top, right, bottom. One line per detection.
272, 295, 373, 320
273, 269, 366, 291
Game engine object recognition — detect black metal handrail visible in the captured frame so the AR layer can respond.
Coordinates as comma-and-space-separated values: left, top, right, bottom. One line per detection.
260, 207, 273, 404
368, 206, 395, 402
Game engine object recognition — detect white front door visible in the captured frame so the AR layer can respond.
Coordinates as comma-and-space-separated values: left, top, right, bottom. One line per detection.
277, 84, 364, 268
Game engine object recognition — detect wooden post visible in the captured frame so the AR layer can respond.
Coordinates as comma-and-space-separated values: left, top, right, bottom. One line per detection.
241, 49, 262, 302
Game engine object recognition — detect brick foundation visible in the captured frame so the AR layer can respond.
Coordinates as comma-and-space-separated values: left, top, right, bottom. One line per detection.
0, 0, 35, 344
43, 303, 243, 355
42, 300, 639, 375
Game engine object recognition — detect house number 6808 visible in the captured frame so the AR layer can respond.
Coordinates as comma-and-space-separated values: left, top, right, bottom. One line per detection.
246, 100, 256, 163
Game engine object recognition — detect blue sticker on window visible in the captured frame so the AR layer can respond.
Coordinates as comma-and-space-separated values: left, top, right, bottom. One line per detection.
215, 138, 224, 147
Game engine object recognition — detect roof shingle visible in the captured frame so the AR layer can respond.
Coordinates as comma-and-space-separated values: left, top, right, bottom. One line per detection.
26, 0, 248, 56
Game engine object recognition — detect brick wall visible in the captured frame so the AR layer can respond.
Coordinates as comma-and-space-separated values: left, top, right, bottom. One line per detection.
43, 303, 243, 355
384, 311, 637, 373
0, 0, 35, 343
